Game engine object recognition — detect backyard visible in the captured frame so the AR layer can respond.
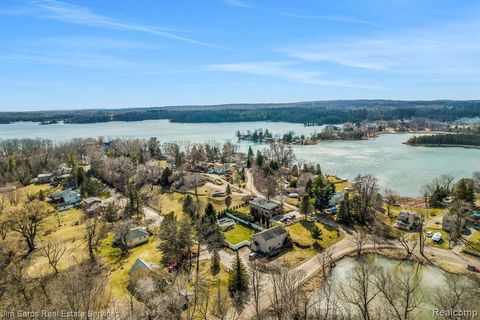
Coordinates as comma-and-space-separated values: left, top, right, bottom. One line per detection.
286, 220, 343, 248
223, 223, 256, 245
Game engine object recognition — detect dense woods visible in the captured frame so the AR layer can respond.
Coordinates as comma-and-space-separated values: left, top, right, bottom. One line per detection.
1, 100, 480, 124
407, 133, 480, 147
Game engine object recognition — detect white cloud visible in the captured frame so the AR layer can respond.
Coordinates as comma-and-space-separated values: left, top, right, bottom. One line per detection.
6, 0, 227, 49
206, 61, 383, 89
284, 20, 480, 76
220, 0, 252, 8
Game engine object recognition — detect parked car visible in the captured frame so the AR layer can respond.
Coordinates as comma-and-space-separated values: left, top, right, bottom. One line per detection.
467, 265, 480, 273
307, 217, 315, 222
426, 231, 433, 238
167, 263, 180, 273
249, 252, 258, 260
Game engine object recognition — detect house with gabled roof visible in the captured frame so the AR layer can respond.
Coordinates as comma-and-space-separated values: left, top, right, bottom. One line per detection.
251, 226, 288, 255
129, 258, 161, 276
115, 227, 149, 248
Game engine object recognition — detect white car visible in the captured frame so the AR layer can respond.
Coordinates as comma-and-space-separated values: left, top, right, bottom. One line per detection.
432, 232, 442, 242
426, 231, 433, 238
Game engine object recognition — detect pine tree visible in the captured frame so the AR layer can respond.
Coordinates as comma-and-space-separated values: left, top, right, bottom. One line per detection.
228, 251, 248, 293
338, 193, 352, 225
225, 195, 232, 209
211, 249, 220, 274
226, 184, 232, 196
300, 194, 313, 219
182, 194, 196, 217
160, 167, 173, 188
204, 202, 217, 222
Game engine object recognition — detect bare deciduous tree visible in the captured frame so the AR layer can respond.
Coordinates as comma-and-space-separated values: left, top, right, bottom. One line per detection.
42, 241, 66, 274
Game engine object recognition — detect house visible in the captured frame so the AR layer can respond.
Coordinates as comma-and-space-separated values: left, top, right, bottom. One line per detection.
115, 227, 149, 248
129, 258, 161, 276
251, 226, 288, 255
442, 215, 466, 233
396, 210, 421, 231
82, 197, 102, 209
248, 198, 283, 218
84, 202, 109, 217
329, 191, 346, 207
49, 190, 81, 206
32, 173, 53, 184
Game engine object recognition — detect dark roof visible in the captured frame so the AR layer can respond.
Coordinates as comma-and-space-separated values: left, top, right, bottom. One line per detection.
253, 226, 287, 242
249, 198, 282, 211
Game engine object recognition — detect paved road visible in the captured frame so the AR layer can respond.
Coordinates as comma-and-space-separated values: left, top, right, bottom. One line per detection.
237, 234, 480, 319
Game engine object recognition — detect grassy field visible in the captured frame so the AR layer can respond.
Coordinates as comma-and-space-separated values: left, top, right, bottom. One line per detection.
271, 246, 317, 267
223, 223, 255, 245
197, 259, 230, 294
424, 226, 449, 249
99, 233, 163, 298
285, 220, 343, 248
465, 231, 480, 253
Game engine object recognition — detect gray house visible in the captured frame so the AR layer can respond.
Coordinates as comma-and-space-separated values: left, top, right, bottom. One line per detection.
251, 226, 288, 255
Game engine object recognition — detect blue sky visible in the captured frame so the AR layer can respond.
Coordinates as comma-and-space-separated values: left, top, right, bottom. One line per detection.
0, 0, 479, 111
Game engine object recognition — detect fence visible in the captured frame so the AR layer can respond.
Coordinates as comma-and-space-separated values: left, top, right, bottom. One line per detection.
225, 212, 265, 231
225, 239, 251, 251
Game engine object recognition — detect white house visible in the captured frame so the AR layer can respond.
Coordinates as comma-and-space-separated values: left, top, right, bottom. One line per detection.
50, 190, 81, 205
251, 226, 288, 255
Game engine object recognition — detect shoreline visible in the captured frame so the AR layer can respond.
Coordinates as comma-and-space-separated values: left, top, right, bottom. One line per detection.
301, 246, 474, 294
405, 143, 480, 149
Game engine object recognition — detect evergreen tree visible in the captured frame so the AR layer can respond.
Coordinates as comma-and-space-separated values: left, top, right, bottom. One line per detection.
225, 195, 232, 209
246, 157, 252, 168
255, 150, 264, 167
228, 251, 249, 293
453, 179, 475, 203
338, 193, 353, 225
160, 167, 173, 188
300, 194, 313, 219
226, 184, 232, 196
182, 194, 196, 217
211, 249, 221, 274
311, 225, 321, 239
204, 202, 217, 222
247, 146, 254, 158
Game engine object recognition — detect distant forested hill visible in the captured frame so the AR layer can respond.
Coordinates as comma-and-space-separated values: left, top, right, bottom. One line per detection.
1, 100, 479, 124
407, 133, 480, 147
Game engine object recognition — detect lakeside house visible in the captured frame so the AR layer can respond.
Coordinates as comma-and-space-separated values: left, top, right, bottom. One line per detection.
248, 198, 283, 219
251, 226, 288, 255
396, 210, 421, 231
442, 215, 466, 233
129, 258, 161, 276
115, 227, 149, 248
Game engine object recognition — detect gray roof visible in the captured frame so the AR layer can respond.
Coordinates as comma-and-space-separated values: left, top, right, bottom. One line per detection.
249, 198, 282, 211
329, 191, 346, 207
126, 228, 149, 241
253, 226, 287, 242
84, 197, 101, 205
129, 258, 160, 274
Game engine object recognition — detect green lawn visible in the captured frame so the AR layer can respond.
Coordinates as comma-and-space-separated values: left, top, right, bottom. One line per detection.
99, 233, 163, 298
424, 227, 449, 249
285, 220, 343, 248
465, 231, 480, 253
223, 223, 255, 245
